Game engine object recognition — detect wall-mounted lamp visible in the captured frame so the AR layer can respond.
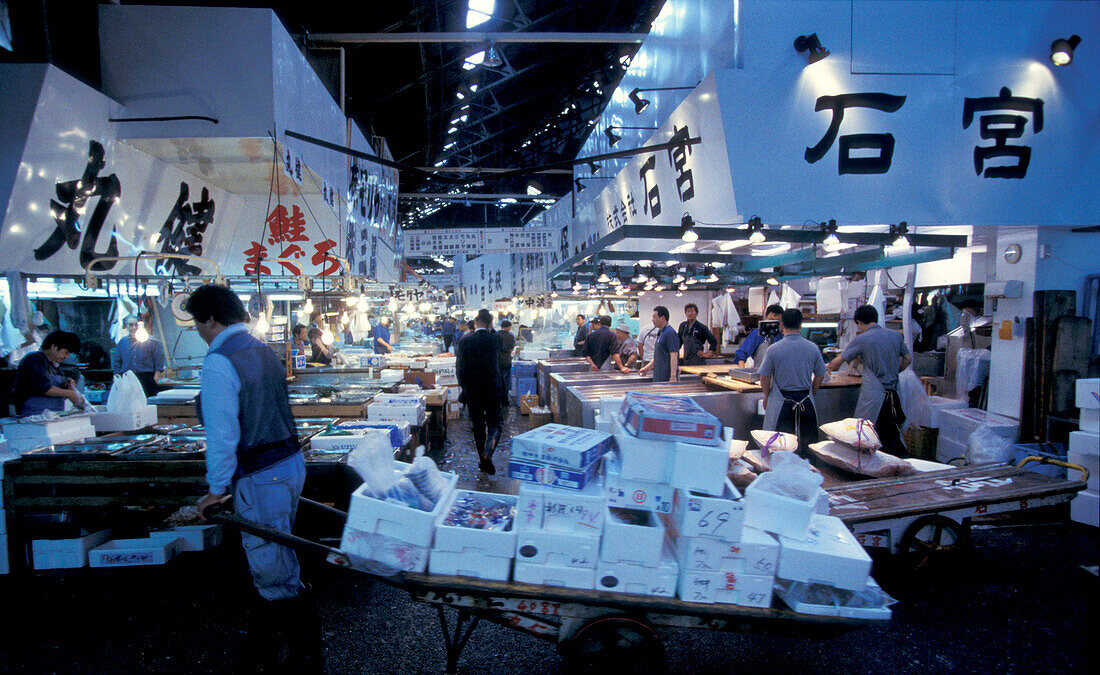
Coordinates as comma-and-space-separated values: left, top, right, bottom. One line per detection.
822, 218, 840, 247
627, 86, 697, 115
794, 33, 830, 65
680, 213, 699, 242
604, 125, 658, 147
1051, 35, 1082, 66
588, 161, 600, 174
891, 221, 910, 248
748, 216, 766, 244
574, 178, 585, 193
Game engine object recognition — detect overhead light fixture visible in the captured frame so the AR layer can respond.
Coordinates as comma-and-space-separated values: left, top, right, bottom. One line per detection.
627, 86, 696, 115
672, 271, 686, 284
572, 275, 582, 291
891, 221, 910, 248
680, 213, 698, 243
588, 161, 600, 174
794, 33, 830, 65
766, 276, 780, 286
822, 218, 840, 247
574, 178, 585, 193
135, 322, 150, 343
704, 267, 719, 283
604, 125, 657, 147
466, 0, 495, 28
483, 42, 503, 68
1051, 35, 1081, 66
526, 180, 543, 196
748, 216, 766, 244
550, 291, 558, 298
596, 264, 610, 283
633, 265, 648, 283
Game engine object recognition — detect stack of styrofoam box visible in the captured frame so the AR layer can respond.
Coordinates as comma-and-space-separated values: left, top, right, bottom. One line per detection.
662, 479, 778, 607
508, 424, 613, 492
89, 536, 186, 567
429, 490, 517, 581
1070, 378, 1099, 526
520, 349, 550, 361
426, 356, 457, 386
513, 482, 607, 590
936, 408, 1020, 464
924, 396, 969, 430
368, 392, 427, 425
31, 529, 112, 569
595, 505, 671, 596
774, 514, 875, 610
340, 461, 459, 572
594, 397, 624, 433
1, 414, 96, 453
91, 404, 158, 433
309, 428, 379, 453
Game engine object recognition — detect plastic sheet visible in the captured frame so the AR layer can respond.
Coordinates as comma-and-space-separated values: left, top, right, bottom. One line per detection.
897, 368, 931, 431
749, 452, 823, 501
955, 348, 991, 400
820, 418, 881, 451
106, 371, 147, 412
968, 424, 1015, 465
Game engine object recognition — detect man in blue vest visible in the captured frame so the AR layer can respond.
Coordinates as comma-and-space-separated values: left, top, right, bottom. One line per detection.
187, 285, 321, 673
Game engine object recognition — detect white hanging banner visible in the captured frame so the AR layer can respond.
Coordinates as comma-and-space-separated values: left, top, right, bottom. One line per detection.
403, 226, 556, 257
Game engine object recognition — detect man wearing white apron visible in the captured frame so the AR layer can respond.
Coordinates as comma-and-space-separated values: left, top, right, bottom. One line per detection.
827, 304, 912, 456
758, 309, 826, 458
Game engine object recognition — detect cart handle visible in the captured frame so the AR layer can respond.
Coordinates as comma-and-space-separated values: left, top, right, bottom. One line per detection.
1017, 455, 1090, 483
205, 499, 348, 562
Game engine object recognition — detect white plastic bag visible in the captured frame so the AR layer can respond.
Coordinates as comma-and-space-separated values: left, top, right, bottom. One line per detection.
751, 452, 824, 501
967, 425, 1014, 465
897, 368, 931, 431
106, 371, 145, 412
346, 430, 399, 492
955, 349, 991, 400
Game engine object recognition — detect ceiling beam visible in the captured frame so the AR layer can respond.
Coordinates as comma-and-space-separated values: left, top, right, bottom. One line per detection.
304, 32, 646, 44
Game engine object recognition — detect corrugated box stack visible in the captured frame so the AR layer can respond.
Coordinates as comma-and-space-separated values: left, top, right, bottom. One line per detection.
368, 392, 427, 425
1070, 378, 1099, 526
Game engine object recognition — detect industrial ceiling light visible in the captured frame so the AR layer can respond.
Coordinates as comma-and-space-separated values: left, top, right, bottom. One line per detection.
604, 125, 656, 147
574, 177, 585, 193
794, 33, 830, 65
680, 213, 699, 243
1051, 35, 1081, 66
571, 275, 582, 291
588, 161, 600, 174
596, 264, 609, 284
550, 290, 558, 298
766, 276, 780, 286
822, 218, 840, 247
483, 42, 503, 68
748, 216, 766, 244
627, 86, 696, 115
891, 221, 910, 248
526, 180, 543, 196
704, 267, 719, 283
672, 270, 686, 284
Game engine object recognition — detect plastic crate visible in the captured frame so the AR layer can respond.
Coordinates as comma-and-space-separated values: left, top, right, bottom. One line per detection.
516, 377, 537, 397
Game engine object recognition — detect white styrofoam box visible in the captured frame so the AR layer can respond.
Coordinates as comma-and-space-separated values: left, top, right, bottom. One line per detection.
513, 559, 596, 590
775, 578, 894, 620
515, 481, 605, 534
345, 461, 459, 548
925, 396, 969, 428
939, 408, 1019, 444
511, 424, 614, 470
2, 414, 95, 451
936, 435, 968, 464
515, 528, 601, 568
91, 404, 158, 432
600, 506, 665, 565
151, 525, 223, 552
155, 388, 199, 401
1076, 378, 1099, 410
595, 544, 679, 597
339, 527, 430, 572
604, 455, 675, 513
372, 393, 426, 407
521, 349, 551, 361
434, 490, 517, 558
336, 421, 412, 446
777, 514, 872, 591
667, 480, 745, 542
90, 537, 184, 567
1071, 489, 1098, 527
1081, 408, 1099, 434
32, 529, 111, 569
677, 569, 774, 607
619, 392, 722, 446
613, 429, 675, 483
1069, 431, 1099, 458
309, 429, 372, 453
1068, 450, 1099, 491
666, 525, 779, 575
367, 403, 426, 425
598, 397, 625, 422
670, 442, 730, 496
429, 549, 513, 581
595, 420, 611, 433
743, 480, 822, 541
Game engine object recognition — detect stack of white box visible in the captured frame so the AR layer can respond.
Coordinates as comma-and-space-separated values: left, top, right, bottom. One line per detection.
513, 482, 607, 590
425, 356, 458, 386
1, 414, 96, 453
597, 504, 675, 596
368, 392, 427, 425
429, 490, 517, 581
924, 396, 969, 430
1070, 378, 1099, 526
31, 529, 112, 569
936, 408, 1020, 464
508, 424, 613, 492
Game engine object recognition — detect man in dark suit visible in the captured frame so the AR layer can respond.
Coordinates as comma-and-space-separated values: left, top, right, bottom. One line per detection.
456, 309, 504, 474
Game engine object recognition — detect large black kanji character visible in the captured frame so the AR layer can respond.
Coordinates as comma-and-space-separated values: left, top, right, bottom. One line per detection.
805, 92, 907, 174
639, 155, 661, 217
155, 182, 215, 276
962, 87, 1044, 179
667, 125, 695, 201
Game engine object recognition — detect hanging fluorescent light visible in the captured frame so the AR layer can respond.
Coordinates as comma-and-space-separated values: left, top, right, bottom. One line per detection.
680, 213, 698, 243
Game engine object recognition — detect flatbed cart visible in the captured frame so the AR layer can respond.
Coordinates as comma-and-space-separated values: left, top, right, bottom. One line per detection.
826, 457, 1090, 569
208, 499, 887, 675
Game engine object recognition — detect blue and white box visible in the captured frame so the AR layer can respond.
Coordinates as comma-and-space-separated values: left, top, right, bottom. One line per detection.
508, 458, 601, 491
510, 424, 614, 470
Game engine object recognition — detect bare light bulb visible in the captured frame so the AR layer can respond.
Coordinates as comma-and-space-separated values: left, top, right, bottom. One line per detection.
303, 299, 314, 314
321, 327, 335, 345
254, 315, 269, 336
135, 324, 150, 343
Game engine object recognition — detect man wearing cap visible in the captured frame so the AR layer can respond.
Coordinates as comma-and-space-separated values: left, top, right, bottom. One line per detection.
584, 315, 617, 372
112, 316, 166, 397
611, 323, 639, 374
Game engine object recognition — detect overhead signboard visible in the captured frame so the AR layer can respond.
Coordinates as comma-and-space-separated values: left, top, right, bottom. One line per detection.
403, 226, 556, 257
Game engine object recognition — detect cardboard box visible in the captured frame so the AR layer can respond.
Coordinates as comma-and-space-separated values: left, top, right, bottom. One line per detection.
511, 424, 614, 470
520, 394, 540, 415
446, 401, 462, 420
367, 403, 427, 425
429, 549, 513, 581
345, 461, 458, 548
434, 490, 517, 557
670, 441, 730, 496
776, 514, 872, 591
90, 537, 184, 567
404, 370, 436, 387
600, 506, 666, 564
515, 529, 601, 568
508, 458, 600, 492
604, 455, 674, 513
743, 479, 824, 541
1071, 489, 1098, 527
619, 392, 722, 446
340, 527, 430, 572
613, 423, 676, 483
529, 407, 552, 428
32, 529, 112, 569
516, 481, 605, 534
666, 523, 779, 575
91, 405, 158, 432
677, 569, 774, 607
596, 544, 679, 597
513, 559, 596, 590
668, 481, 745, 542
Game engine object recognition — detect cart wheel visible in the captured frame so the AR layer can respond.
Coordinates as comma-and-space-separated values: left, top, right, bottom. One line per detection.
898, 514, 972, 572
561, 616, 667, 675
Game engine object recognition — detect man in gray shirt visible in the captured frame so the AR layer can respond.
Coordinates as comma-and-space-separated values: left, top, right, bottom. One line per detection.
759, 309, 826, 456
827, 304, 912, 456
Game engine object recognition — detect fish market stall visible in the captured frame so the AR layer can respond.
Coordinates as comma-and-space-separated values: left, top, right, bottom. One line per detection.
536, 358, 591, 407
548, 370, 700, 422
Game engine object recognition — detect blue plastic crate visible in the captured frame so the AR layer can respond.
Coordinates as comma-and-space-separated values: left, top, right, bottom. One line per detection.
1012, 443, 1067, 478
516, 377, 537, 397
512, 361, 538, 378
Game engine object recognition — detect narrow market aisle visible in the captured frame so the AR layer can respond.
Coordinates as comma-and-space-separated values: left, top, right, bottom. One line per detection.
430, 404, 533, 494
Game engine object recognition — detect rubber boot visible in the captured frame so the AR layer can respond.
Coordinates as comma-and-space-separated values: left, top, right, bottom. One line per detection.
243, 600, 284, 674
279, 590, 325, 674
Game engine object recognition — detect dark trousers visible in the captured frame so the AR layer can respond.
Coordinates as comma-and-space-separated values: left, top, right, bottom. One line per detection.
875, 390, 908, 457
134, 370, 160, 397
776, 389, 819, 459
443, 335, 453, 352
468, 399, 503, 455
499, 366, 511, 406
